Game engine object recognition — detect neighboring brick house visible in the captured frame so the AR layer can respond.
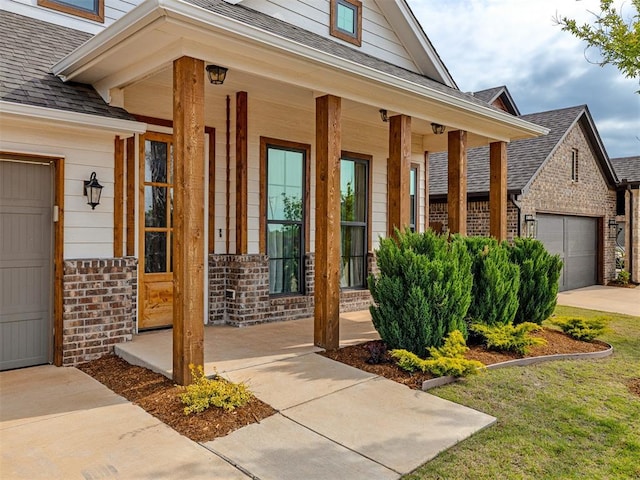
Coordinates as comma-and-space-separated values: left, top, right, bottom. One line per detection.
430, 86, 618, 291
611, 156, 640, 283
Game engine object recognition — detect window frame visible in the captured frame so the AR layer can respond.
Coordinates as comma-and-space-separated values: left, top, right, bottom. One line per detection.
38, 0, 104, 22
260, 137, 311, 296
330, 0, 363, 47
340, 151, 372, 289
571, 148, 579, 182
409, 163, 420, 232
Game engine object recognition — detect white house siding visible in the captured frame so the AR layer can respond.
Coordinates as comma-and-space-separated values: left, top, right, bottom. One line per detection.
237, 0, 419, 72
1, 0, 143, 33
0, 117, 117, 258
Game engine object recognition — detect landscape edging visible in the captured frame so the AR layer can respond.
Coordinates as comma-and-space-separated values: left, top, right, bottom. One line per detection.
421, 343, 614, 391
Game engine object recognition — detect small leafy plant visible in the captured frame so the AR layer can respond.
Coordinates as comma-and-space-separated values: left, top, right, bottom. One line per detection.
550, 316, 608, 341
365, 341, 388, 364
390, 330, 484, 377
471, 322, 546, 355
180, 364, 253, 415
617, 270, 631, 285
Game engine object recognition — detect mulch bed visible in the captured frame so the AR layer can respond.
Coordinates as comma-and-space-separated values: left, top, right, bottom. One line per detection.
628, 378, 640, 398
78, 327, 611, 443
77, 355, 276, 443
320, 327, 610, 390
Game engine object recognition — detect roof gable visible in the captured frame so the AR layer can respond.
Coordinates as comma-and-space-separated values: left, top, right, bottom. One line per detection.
473, 86, 520, 116
429, 105, 615, 197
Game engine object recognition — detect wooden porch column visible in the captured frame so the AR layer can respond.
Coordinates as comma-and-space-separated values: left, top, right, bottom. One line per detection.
489, 141, 508, 241
387, 114, 412, 236
314, 94, 341, 350
236, 91, 248, 254
448, 130, 467, 235
172, 56, 205, 385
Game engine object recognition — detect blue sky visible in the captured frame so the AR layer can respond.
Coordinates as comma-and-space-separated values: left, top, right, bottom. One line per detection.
407, 0, 640, 159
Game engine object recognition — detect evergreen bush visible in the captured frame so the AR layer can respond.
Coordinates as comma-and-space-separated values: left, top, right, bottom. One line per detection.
509, 237, 563, 325
465, 237, 520, 327
180, 365, 253, 415
368, 229, 472, 354
470, 322, 546, 355
550, 316, 608, 341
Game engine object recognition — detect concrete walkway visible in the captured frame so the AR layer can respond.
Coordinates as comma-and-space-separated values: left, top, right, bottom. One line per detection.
557, 285, 640, 317
1, 312, 496, 479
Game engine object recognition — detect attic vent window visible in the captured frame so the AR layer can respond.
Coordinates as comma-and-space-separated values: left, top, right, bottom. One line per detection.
571, 148, 579, 182
330, 0, 362, 47
38, 0, 104, 22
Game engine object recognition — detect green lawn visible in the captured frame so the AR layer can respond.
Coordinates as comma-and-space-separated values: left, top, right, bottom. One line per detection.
406, 306, 640, 480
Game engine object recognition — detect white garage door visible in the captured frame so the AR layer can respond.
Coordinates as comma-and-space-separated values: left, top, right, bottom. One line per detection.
0, 160, 53, 370
537, 214, 598, 292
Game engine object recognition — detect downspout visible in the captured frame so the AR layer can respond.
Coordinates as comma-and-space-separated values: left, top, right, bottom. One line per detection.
225, 95, 231, 254
510, 193, 522, 238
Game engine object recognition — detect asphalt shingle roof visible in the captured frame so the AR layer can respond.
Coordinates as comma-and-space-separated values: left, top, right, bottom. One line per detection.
183, 0, 498, 111
0, 10, 134, 121
472, 87, 506, 104
429, 105, 589, 196
611, 156, 640, 183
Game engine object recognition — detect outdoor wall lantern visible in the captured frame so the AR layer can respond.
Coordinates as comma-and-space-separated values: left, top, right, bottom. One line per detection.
608, 218, 618, 239
84, 172, 103, 210
379, 109, 389, 122
206, 64, 228, 85
431, 123, 446, 135
524, 214, 537, 238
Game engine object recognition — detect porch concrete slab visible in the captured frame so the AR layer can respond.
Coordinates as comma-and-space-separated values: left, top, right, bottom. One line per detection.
116, 312, 380, 379
0, 367, 248, 480
283, 376, 496, 474
223, 352, 375, 410
557, 285, 640, 317
204, 413, 398, 480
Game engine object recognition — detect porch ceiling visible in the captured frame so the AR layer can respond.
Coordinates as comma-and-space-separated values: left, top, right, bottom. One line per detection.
52, 0, 548, 146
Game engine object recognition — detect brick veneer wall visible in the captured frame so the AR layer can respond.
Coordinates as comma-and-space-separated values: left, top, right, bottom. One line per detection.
629, 189, 640, 283
62, 257, 137, 365
208, 252, 374, 326
429, 200, 519, 241
520, 122, 617, 283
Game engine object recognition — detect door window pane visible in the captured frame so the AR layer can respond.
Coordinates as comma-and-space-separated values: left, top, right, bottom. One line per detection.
145, 140, 172, 183
341, 225, 365, 288
145, 231, 167, 273
145, 186, 168, 227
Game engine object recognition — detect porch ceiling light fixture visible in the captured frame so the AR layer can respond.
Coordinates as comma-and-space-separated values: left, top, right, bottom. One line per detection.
83, 172, 103, 210
206, 64, 228, 85
431, 123, 446, 135
379, 109, 388, 122
608, 218, 618, 239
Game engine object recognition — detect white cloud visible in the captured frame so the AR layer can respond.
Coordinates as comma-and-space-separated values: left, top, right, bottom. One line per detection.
407, 0, 640, 157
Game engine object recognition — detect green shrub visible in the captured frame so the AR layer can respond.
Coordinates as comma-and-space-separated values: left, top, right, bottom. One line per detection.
550, 316, 608, 341
617, 270, 630, 285
509, 237, 563, 325
465, 237, 520, 326
391, 330, 484, 377
471, 322, 546, 355
180, 364, 253, 415
369, 229, 472, 354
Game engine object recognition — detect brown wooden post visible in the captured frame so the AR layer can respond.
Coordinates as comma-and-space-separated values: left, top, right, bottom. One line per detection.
489, 141, 508, 241
387, 114, 412, 236
236, 91, 248, 254
172, 56, 205, 385
113, 136, 124, 257
126, 136, 135, 256
314, 94, 341, 350
448, 130, 467, 235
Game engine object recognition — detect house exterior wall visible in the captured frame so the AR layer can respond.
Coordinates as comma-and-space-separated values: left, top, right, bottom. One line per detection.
238, 0, 419, 72
630, 189, 640, 283
4, 0, 142, 33
62, 257, 137, 365
429, 200, 519, 241
520, 121, 617, 283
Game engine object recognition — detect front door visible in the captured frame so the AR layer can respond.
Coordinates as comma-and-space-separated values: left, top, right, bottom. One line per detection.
139, 132, 174, 329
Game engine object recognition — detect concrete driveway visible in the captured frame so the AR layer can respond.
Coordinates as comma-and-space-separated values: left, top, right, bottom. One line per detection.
557, 285, 640, 317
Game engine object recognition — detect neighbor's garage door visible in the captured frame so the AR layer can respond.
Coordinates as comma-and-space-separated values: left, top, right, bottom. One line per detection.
537, 214, 598, 291
0, 160, 53, 370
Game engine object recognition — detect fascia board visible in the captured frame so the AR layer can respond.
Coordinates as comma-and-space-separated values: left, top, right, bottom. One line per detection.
53, 0, 547, 140
0, 101, 147, 134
